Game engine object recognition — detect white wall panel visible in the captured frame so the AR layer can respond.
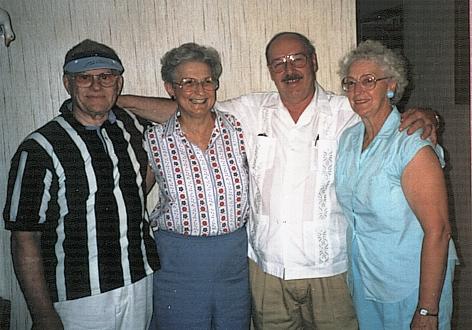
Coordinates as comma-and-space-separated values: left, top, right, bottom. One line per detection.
0, 0, 356, 328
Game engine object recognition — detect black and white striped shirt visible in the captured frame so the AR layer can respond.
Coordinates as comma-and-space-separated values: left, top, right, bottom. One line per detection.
3, 100, 159, 302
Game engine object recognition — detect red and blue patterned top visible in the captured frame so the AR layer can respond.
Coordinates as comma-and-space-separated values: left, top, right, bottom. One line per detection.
145, 109, 249, 236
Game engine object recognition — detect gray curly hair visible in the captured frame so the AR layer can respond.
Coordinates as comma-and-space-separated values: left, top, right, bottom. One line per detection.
338, 40, 408, 104
161, 42, 222, 83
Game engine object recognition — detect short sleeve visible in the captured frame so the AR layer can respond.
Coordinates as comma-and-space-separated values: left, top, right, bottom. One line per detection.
396, 131, 445, 176
3, 139, 54, 231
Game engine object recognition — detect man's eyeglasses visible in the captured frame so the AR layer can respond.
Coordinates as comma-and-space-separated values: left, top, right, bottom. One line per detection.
71, 72, 120, 88
268, 53, 309, 73
341, 74, 391, 92
172, 78, 219, 92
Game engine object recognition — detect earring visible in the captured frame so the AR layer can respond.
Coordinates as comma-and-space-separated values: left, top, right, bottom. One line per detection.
386, 90, 394, 99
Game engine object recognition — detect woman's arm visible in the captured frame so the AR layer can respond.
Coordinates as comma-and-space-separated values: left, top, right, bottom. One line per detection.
117, 95, 177, 123
401, 146, 451, 329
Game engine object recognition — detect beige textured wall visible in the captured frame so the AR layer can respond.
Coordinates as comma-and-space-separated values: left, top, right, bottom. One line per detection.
0, 0, 356, 328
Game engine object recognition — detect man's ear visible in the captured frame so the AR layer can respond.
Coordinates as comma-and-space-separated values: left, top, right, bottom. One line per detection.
63, 75, 71, 95
164, 82, 175, 99
117, 76, 124, 95
311, 53, 318, 73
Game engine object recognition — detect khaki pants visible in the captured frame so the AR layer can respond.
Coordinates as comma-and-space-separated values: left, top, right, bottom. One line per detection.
249, 259, 358, 330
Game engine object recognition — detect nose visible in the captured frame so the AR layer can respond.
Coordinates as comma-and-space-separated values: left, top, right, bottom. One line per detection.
353, 81, 364, 94
193, 82, 206, 94
283, 60, 297, 73
90, 76, 103, 90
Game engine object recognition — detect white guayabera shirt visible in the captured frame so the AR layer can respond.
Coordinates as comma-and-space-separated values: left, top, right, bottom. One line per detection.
217, 83, 359, 280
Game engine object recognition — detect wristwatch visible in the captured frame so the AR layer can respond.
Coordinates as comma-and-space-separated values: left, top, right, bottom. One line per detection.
434, 112, 441, 130
418, 308, 438, 317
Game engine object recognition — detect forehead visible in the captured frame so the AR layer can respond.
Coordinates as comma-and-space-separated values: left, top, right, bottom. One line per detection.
76, 68, 114, 75
268, 35, 306, 59
175, 61, 211, 78
348, 59, 384, 77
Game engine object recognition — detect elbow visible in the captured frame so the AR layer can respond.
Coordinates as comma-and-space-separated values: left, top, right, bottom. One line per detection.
0, 8, 15, 47
439, 221, 452, 241
10, 231, 42, 261
424, 221, 452, 244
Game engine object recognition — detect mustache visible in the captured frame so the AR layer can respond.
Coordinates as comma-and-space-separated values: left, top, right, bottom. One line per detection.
282, 73, 303, 82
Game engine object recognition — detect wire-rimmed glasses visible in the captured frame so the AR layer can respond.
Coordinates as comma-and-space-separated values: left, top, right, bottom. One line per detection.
172, 77, 219, 92
71, 72, 120, 88
268, 53, 309, 73
341, 74, 391, 92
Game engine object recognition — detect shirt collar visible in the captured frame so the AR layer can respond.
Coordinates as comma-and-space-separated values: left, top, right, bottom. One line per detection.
375, 106, 400, 139
163, 108, 234, 137
59, 98, 117, 129
266, 82, 333, 117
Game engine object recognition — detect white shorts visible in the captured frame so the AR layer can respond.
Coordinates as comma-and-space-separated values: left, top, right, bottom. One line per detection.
54, 275, 153, 330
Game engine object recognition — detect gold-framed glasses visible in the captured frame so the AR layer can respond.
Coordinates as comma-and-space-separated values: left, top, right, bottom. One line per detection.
173, 77, 219, 92
341, 74, 391, 92
268, 53, 309, 73
71, 72, 120, 88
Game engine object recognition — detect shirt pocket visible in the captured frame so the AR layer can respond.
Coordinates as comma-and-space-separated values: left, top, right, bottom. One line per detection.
251, 136, 276, 173
247, 213, 270, 254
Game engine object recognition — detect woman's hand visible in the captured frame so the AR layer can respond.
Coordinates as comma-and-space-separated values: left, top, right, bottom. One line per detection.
411, 312, 438, 330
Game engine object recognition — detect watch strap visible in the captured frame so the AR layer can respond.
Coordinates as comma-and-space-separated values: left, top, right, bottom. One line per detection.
418, 307, 438, 317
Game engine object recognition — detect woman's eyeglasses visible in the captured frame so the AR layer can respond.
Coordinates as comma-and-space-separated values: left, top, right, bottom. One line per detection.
172, 78, 219, 92
341, 74, 391, 92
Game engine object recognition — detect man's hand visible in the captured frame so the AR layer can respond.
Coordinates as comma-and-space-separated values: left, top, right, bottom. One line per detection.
32, 311, 64, 330
399, 107, 439, 144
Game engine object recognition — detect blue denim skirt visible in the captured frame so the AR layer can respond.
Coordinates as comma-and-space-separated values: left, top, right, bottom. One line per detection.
149, 227, 250, 330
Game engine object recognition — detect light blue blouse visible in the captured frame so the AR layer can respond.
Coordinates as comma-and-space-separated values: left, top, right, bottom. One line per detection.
335, 107, 457, 302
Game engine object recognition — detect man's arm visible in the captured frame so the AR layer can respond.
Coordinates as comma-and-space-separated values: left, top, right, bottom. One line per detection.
11, 231, 63, 330
117, 95, 177, 123
400, 108, 440, 144
145, 164, 156, 195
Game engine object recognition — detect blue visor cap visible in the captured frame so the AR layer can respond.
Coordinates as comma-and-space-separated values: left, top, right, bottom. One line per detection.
63, 56, 124, 74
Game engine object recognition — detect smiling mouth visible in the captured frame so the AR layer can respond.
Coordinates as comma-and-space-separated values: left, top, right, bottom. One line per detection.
190, 98, 207, 104
282, 75, 303, 84
353, 98, 370, 104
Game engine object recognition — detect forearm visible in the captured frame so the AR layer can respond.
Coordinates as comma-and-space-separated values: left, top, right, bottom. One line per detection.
145, 164, 156, 195
418, 229, 451, 312
11, 231, 62, 327
117, 94, 177, 123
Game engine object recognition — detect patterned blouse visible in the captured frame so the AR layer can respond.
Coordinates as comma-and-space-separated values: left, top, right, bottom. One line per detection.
145, 109, 249, 236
